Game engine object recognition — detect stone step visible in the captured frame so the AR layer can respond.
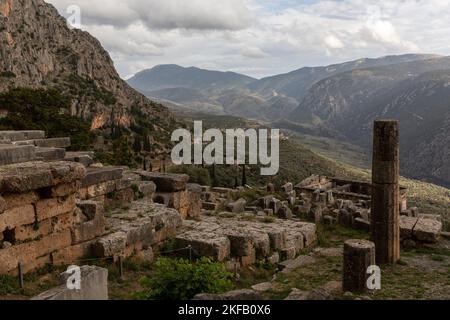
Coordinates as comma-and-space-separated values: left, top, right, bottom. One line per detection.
64, 152, 94, 167
35, 147, 66, 161
81, 167, 124, 187
0, 130, 45, 142
34, 137, 71, 148
0, 145, 36, 166
135, 171, 189, 192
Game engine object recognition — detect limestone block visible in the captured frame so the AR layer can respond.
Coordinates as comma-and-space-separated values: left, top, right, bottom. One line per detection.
136, 171, 189, 192
36, 194, 76, 221
0, 204, 36, 233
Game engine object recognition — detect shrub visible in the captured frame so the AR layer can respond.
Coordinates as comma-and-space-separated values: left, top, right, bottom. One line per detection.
140, 257, 233, 300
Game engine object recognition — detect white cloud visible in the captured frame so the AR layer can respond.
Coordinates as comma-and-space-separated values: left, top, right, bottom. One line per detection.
45, 0, 450, 78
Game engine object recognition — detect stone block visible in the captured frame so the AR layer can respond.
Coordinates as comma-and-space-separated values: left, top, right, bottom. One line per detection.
136, 171, 189, 192
34, 137, 71, 149
35, 147, 66, 161
81, 167, 123, 188
92, 231, 127, 258
71, 213, 106, 244
0, 161, 85, 193
52, 241, 94, 265
413, 218, 442, 243
0, 204, 36, 233
0, 145, 36, 166
0, 230, 72, 274
36, 194, 76, 221
2, 192, 39, 210
175, 232, 230, 262
32, 266, 108, 300
0, 130, 45, 141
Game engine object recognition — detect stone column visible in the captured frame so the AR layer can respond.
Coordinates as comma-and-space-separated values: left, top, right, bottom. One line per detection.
343, 239, 376, 293
371, 120, 400, 264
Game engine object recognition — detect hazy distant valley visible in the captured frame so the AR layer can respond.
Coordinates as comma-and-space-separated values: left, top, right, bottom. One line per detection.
128, 55, 450, 187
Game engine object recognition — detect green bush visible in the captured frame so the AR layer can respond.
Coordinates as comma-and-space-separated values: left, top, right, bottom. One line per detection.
140, 257, 233, 300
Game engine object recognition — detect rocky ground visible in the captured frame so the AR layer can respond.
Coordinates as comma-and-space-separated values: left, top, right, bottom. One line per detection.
2, 222, 449, 300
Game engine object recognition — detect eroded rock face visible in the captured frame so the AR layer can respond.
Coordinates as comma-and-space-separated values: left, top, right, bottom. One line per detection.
0, 0, 175, 147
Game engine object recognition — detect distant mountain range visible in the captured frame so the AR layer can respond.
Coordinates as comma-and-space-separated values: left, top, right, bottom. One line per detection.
127, 54, 450, 187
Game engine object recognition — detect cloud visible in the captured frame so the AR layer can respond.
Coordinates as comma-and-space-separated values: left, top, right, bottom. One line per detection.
45, 0, 450, 78
47, 0, 253, 30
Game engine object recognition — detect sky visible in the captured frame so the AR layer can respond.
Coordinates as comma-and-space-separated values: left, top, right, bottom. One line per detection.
46, 0, 450, 79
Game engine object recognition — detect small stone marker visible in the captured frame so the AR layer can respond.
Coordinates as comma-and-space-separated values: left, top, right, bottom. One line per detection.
343, 239, 375, 293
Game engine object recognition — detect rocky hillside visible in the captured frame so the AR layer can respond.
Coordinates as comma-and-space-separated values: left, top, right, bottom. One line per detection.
0, 0, 176, 152
128, 55, 439, 122
289, 58, 450, 187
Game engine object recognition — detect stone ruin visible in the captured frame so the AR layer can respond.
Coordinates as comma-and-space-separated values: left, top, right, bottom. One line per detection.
292, 174, 443, 247
0, 130, 318, 278
0, 130, 202, 275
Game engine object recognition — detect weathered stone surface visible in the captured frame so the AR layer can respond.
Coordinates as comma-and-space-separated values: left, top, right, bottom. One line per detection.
0, 230, 72, 274
175, 230, 230, 262
44, 180, 81, 198
0, 145, 36, 166
15, 212, 76, 242
0, 204, 36, 233
278, 205, 293, 219
187, 183, 202, 218
64, 152, 94, 167
34, 147, 66, 161
97, 201, 183, 258
136, 171, 189, 192
343, 239, 375, 293
81, 167, 123, 188
0, 130, 45, 142
413, 218, 442, 243
77, 200, 101, 221
36, 194, 76, 221
32, 266, 108, 300
400, 216, 418, 239
2, 191, 39, 210
52, 241, 94, 265
92, 231, 127, 258
193, 289, 262, 300
134, 181, 156, 200
34, 137, 71, 149
0, 161, 86, 193
72, 211, 106, 244
227, 198, 246, 214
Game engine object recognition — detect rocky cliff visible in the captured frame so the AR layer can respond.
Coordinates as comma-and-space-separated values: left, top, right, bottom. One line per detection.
0, 0, 176, 150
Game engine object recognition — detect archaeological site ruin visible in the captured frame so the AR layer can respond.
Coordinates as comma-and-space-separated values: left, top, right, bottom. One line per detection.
0, 120, 446, 301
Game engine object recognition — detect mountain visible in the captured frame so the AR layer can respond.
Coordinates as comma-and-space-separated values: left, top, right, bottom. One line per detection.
289, 57, 450, 186
0, 0, 176, 152
128, 64, 256, 93
248, 54, 441, 102
128, 55, 440, 122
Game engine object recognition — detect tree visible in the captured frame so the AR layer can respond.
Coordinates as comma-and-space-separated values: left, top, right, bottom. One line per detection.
242, 164, 247, 186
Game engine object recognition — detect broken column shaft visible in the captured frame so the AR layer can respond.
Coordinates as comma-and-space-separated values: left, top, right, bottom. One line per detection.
371, 120, 400, 264
343, 239, 376, 293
